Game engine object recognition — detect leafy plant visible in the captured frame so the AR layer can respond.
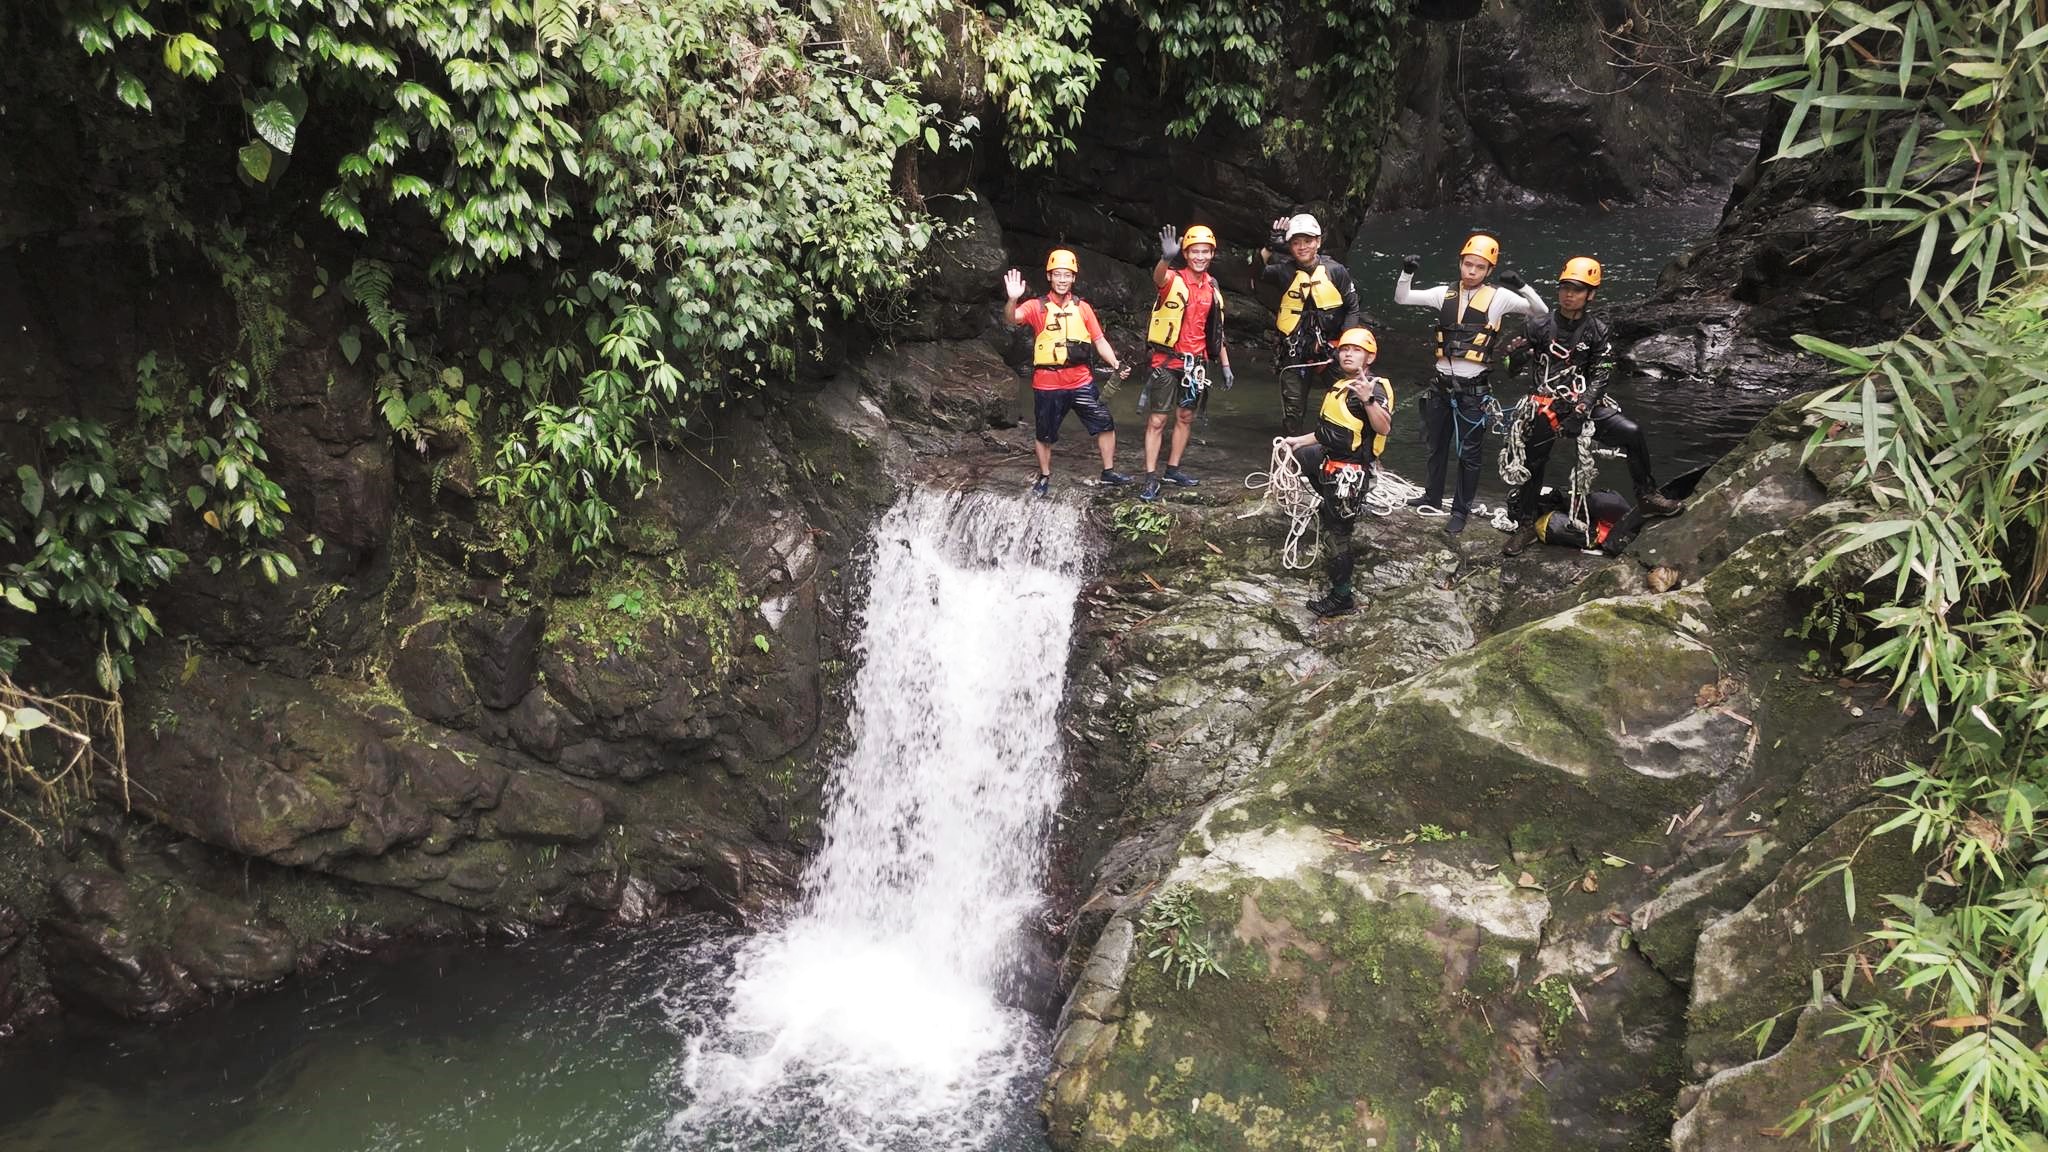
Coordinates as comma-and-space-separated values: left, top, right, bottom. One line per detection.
1786, 584, 1869, 677
1703, 0, 2048, 314
1139, 883, 1228, 990
1110, 502, 1174, 556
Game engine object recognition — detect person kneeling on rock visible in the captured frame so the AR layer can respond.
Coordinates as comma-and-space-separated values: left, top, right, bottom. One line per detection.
1500, 257, 1682, 557
1003, 249, 1133, 496
1279, 327, 1393, 618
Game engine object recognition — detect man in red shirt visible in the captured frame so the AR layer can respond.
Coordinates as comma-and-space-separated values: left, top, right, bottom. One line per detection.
1136, 224, 1233, 503
1003, 249, 1133, 496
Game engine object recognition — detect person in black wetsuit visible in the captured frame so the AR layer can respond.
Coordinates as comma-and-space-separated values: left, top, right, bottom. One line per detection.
1500, 257, 1683, 557
1258, 213, 1362, 438
1280, 326, 1392, 618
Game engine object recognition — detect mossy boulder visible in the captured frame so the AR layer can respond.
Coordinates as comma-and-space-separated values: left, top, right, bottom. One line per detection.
1671, 1003, 1862, 1152
1267, 592, 1751, 853
1686, 802, 1929, 1080
1047, 817, 1554, 1152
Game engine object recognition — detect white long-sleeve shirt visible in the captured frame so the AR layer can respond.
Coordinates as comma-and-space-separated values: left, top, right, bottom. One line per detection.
1395, 273, 1549, 378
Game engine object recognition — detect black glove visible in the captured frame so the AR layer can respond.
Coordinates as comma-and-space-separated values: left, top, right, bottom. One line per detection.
1401, 254, 1421, 275
1498, 269, 1525, 290
1222, 365, 1235, 391
1269, 228, 1289, 250
1159, 225, 1180, 264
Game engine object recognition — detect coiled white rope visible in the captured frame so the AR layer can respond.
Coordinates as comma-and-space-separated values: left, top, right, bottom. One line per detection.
1244, 439, 1323, 570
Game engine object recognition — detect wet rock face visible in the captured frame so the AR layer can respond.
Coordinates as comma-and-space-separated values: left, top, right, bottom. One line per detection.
1043, 391, 1914, 1151
1376, 0, 1747, 209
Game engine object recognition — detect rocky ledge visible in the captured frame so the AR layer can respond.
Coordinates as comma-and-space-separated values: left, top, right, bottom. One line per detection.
1038, 392, 1914, 1150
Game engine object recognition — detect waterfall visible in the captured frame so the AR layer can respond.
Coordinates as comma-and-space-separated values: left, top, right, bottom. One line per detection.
671, 488, 1087, 1150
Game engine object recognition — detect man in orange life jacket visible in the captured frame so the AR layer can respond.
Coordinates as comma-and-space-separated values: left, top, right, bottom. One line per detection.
1136, 223, 1233, 502
1259, 213, 1362, 437
1394, 234, 1548, 535
1500, 257, 1683, 556
1279, 326, 1392, 618
1003, 250, 1133, 496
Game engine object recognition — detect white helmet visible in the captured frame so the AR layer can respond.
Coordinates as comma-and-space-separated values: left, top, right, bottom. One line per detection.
1285, 213, 1322, 240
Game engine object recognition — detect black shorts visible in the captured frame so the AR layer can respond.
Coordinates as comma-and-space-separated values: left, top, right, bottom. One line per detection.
1034, 382, 1115, 444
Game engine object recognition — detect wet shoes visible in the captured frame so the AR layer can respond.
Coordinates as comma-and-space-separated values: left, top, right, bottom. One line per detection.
1163, 466, 1200, 487
1445, 514, 1468, 536
1307, 590, 1358, 618
1031, 474, 1050, 498
1100, 468, 1133, 487
1502, 521, 1539, 556
1638, 491, 1685, 516
1139, 475, 1163, 502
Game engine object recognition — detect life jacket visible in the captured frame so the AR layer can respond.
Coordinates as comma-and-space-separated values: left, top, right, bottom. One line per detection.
1276, 263, 1346, 337
1434, 285, 1500, 365
1314, 376, 1394, 463
1032, 295, 1091, 368
1147, 272, 1225, 354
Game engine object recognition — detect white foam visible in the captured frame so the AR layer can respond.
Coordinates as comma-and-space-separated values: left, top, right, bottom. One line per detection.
671, 489, 1085, 1150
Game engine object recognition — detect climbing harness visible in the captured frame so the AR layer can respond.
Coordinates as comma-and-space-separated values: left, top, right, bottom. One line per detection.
1181, 358, 1210, 403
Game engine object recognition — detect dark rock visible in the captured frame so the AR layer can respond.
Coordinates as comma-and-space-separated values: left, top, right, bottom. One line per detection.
487, 773, 605, 844
40, 867, 199, 1020
458, 607, 546, 710
168, 900, 296, 992
389, 618, 480, 728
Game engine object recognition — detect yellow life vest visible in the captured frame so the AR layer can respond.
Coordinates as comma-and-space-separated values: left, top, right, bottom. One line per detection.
1032, 297, 1088, 368
1434, 285, 1501, 364
1276, 264, 1346, 336
1147, 273, 1225, 351
1317, 376, 1395, 459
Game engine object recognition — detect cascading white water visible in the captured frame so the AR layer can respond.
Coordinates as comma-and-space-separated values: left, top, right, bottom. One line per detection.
670, 488, 1086, 1150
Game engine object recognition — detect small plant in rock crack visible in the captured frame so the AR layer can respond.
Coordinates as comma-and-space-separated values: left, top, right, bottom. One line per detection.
1110, 502, 1173, 556
1139, 884, 1228, 990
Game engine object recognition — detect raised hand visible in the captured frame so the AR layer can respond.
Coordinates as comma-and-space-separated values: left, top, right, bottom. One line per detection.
1159, 225, 1181, 263
1003, 268, 1027, 301
1498, 268, 1526, 290
1401, 254, 1421, 275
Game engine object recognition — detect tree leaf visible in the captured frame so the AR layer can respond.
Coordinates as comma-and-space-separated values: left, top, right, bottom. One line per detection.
251, 99, 298, 153
239, 140, 274, 183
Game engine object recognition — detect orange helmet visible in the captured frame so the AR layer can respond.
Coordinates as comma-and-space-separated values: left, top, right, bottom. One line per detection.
1046, 249, 1079, 273
1182, 225, 1218, 251
1460, 234, 1501, 266
1559, 256, 1603, 288
1336, 327, 1378, 355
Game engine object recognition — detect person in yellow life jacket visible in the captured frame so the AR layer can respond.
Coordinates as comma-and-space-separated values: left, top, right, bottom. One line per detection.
1279, 327, 1392, 618
1003, 250, 1133, 496
1258, 213, 1362, 437
1137, 223, 1232, 503
1393, 233, 1548, 535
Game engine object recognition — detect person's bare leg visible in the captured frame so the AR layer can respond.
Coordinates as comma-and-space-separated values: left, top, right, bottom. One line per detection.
1096, 431, 1117, 470
1034, 441, 1053, 476
1143, 412, 1168, 473
1167, 409, 1195, 467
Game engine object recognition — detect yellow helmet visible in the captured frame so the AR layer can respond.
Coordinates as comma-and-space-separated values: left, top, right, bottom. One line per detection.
1460, 234, 1501, 266
1046, 248, 1080, 273
1336, 326, 1378, 355
1182, 225, 1218, 251
1559, 256, 1603, 288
